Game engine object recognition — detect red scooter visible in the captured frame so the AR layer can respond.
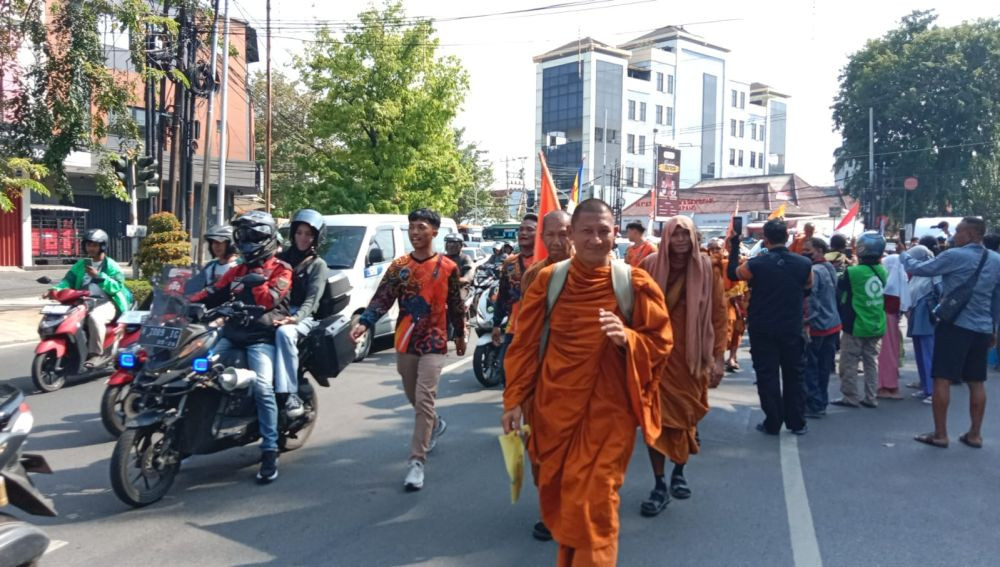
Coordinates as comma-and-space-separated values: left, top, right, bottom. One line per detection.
31, 276, 143, 393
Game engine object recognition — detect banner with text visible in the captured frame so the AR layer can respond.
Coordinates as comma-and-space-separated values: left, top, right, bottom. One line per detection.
653, 146, 681, 221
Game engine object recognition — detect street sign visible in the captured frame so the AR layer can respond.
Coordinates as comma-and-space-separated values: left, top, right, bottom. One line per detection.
904, 177, 918, 191
126, 225, 148, 238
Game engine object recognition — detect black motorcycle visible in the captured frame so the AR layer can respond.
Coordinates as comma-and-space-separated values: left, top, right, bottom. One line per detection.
109, 267, 355, 507
0, 384, 57, 566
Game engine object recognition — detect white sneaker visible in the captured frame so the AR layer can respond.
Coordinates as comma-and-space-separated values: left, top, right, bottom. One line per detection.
404, 459, 424, 491
428, 416, 448, 452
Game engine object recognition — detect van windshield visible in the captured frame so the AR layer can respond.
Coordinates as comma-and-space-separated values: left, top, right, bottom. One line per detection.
320, 226, 365, 269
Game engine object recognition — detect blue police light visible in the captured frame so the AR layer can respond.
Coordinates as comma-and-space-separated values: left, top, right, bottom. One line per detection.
192, 357, 210, 373
119, 352, 136, 369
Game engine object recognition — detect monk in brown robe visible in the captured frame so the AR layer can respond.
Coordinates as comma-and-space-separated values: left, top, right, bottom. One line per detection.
502, 199, 672, 566
638, 216, 727, 517
517, 209, 573, 543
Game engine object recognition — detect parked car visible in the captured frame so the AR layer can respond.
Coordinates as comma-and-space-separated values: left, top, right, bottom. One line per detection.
463, 246, 488, 269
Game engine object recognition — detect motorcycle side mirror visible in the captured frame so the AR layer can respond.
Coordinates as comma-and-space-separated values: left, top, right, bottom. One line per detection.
36, 276, 52, 285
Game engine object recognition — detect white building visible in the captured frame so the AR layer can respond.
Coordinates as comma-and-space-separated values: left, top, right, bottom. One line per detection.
533, 26, 789, 211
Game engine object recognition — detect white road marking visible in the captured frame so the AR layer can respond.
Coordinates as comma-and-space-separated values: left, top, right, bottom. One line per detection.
44, 539, 69, 555
441, 356, 473, 374
780, 434, 823, 567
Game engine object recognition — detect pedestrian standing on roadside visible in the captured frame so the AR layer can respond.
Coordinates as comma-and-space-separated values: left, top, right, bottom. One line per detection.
904, 245, 939, 402
876, 254, 911, 400
902, 218, 1000, 449
833, 232, 887, 409
801, 238, 842, 418
624, 222, 657, 268
728, 219, 812, 435
350, 208, 467, 491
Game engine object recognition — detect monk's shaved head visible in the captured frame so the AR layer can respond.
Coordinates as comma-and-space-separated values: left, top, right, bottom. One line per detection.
542, 210, 572, 231
571, 198, 613, 226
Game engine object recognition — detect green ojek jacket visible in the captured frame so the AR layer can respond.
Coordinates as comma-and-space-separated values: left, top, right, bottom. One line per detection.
53, 257, 133, 314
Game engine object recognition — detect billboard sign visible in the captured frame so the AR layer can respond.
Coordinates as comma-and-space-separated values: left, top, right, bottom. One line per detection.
653, 146, 681, 221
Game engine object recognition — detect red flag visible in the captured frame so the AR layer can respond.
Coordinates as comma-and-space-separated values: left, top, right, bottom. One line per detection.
534, 151, 560, 262
835, 201, 860, 231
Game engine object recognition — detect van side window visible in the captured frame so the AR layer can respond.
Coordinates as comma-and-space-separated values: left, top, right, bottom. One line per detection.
400, 225, 415, 254
370, 226, 395, 263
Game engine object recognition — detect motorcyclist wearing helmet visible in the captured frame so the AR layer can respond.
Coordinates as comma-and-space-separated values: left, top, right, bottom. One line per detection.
444, 233, 474, 286
833, 231, 887, 409
189, 210, 293, 484
185, 225, 240, 295
48, 228, 133, 368
272, 209, 328, 419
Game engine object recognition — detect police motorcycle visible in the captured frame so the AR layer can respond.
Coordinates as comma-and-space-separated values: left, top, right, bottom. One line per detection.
0, 384, 57, 567
109, 266, 355, 507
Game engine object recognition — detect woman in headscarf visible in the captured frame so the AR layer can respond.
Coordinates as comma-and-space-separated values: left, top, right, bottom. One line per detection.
904, 245, 940, 402
637, 216, 727, 517
876, 253, 912, 399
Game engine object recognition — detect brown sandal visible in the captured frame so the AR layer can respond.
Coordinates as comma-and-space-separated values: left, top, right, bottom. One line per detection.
959, 433, 983, 449
914, 433, 948, 448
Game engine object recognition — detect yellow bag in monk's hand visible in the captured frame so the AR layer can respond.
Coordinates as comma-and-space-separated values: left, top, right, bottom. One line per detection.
498, 425, 530, 504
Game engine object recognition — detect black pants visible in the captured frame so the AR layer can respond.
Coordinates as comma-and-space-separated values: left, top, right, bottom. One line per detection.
749, 330, 806, 433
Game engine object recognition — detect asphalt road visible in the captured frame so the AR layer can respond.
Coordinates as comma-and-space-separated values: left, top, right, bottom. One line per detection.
3, 338, 1000, 566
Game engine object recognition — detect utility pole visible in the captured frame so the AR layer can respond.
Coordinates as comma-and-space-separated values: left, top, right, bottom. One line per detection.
216, 0, 232, 226
166, 2, 187, 217
265, 0, 273, 213
197, 0, 222, 264
868, 106, 874, 228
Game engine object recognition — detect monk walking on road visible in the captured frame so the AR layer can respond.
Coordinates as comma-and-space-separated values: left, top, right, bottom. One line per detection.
502, 199, 672, 566
639, 216, 727, 516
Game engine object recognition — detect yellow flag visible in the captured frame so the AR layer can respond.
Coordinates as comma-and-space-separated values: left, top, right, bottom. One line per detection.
767, 203, 786, 220
498, 425, 531, 503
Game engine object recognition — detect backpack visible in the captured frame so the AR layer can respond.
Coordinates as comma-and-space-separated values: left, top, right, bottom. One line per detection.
537, 259, 634, 360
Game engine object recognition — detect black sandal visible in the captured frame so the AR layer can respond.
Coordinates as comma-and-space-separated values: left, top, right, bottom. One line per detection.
640, 486, 670, 517
670, 474, 692, 499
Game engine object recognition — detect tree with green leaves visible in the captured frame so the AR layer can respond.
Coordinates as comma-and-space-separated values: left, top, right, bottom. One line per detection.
453, 129, 504, 224
833, 10, 1000, 224
292, 1, 472, 216
0, 0, 178, 206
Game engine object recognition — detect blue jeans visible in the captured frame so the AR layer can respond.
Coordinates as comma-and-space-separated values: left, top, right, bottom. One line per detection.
274, 317, 318, 395
214, 338, 278, 452
912, 335, 935, 396
803, 333, 838, 413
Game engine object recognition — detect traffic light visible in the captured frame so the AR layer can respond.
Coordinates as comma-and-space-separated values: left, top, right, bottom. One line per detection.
111, 156, 131, 189
136, 155, 160, 192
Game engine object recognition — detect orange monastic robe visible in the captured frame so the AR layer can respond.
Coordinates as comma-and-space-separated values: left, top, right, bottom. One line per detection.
652, 268, 728, 464
504, 258, 673, 564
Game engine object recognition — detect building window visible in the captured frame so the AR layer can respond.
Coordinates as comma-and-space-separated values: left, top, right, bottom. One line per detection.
656, 72, 664, 92
738, 150, 744, 167
666, 107, 674, 126
625, 167, 635, 187
638, 168, 646, 188
729, 148, 736, 166
595, 127, 603, 142
627, 134, 635, 154
740, 92, 746, 109
731, 89, 738, 107
730, 119, 737, 137
607, 129, 618, 143
628, 100, 636, 120
639, 135, 646, 155
760, 153, 766, 169
750, 151, 756, 168
655, 105, 663, 125
760, 125, 765, 140
739, 121, 745, 138
667, 74, 674, 94
639, 102, 647, 122
750, 123, 756, 140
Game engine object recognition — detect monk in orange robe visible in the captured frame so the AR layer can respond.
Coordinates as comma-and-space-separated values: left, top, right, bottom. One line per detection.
707, 239, 749, 372
502, 199, 672, 566
517, 209, 573, 543
638, 216, 727, 516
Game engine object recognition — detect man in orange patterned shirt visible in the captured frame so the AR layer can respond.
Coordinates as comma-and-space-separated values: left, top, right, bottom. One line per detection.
351, 208, 466, 492
625, 222, 657, 268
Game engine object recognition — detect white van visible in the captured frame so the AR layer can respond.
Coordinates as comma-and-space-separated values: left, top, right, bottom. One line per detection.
316, 214, 458, 361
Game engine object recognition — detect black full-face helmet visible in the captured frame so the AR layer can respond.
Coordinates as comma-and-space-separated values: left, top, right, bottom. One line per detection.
289, 209, 325, 252
232, 211, 278, 264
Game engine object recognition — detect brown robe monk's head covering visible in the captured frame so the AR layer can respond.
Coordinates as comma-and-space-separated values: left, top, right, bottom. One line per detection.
641, 216, 716, 378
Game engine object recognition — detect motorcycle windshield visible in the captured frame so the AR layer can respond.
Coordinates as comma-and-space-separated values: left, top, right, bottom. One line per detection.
139, 266, 199, 352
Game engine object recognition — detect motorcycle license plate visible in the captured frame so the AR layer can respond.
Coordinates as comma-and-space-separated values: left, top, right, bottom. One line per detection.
40, 304, 71, 315
118, 310, 150, 325
139, 325, 183, 349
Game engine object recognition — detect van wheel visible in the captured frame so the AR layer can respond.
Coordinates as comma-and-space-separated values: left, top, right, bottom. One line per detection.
351, 314, 372, 362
